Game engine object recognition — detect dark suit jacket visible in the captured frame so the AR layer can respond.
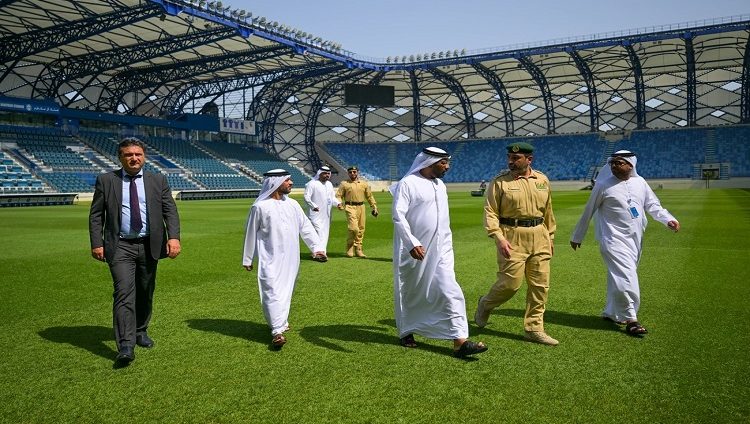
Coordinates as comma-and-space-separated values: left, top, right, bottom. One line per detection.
89, 169, 180, 263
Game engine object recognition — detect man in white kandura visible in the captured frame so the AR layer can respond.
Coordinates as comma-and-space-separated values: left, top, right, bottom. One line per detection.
243, 169, 325, 349
570, 150, 680, 337
303, 165, 340, 261
391, 147, 488, 358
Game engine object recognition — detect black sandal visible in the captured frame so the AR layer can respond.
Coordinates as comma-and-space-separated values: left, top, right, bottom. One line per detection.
271, 334, 287, 349
399, 334, 417, 348
625, 321, 648, 337
453, 340, 488, 358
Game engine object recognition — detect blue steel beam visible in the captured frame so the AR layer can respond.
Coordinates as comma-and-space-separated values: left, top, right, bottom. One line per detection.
255, 65, 347, 142
683, 35, 697, 126
472, 63, 514, 136
569, 49, 599, 132
0, 58, 20, 86
741, 35, 750, 123
245, 64, 345, 120
358, 73, 386, 143
305, 69, 370, 169
62, 74, 99, 107
100, 45, 290, 112
427, 68, 476, 138
161, 61, 333, 114
624, 43, 646, 129
40, 26, 236, 98
252, 64, 347, 162
0, 3, 162, 64
409, 70, 422, 142
518, 56, 555, 134
258, 71, 350, 166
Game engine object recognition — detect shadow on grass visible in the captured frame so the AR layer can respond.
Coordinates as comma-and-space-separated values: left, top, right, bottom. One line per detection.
494, 308, 621, 332
185, 318, 269, 345
372, 318, 478, 359
469, 326, 527, 342
318, 252, 349, 259
319, 252, 393, 262
38, 325, 116, 360
298, 252, 392, 263
302, 322, 458, 357
300, 324, 396, 353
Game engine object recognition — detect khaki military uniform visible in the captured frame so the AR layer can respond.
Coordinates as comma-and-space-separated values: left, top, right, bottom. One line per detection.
336, 179, 377, 255
481, 168, 556, 332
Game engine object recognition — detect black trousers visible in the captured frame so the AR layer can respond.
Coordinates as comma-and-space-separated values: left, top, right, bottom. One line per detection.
108, 239, 158, 349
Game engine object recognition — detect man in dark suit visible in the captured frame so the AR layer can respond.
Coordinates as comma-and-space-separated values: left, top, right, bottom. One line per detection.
89, 137, 181, 366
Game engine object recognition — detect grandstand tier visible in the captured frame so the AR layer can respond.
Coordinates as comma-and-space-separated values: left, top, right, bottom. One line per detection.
2, 124, 749, 195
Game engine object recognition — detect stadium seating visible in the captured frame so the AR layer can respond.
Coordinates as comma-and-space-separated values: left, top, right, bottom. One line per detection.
146, 136, 260, 189
325, 125, 750, 181
714, 126, 750, 177
2, 123, 748, 196
325, 135, 605, 182
197, 139, 308, 184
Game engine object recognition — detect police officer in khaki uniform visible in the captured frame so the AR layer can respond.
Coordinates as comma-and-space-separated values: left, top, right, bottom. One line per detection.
474, 142, 559, 346
336, 166, 378, 257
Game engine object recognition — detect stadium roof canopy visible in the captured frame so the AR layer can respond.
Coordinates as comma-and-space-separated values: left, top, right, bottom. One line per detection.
1, 0, 749, 170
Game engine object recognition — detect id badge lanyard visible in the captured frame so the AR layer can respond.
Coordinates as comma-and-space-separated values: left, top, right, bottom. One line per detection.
625, 181, 639, 219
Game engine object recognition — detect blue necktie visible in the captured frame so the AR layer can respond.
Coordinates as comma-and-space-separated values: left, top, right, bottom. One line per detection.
129, 175, 143, 233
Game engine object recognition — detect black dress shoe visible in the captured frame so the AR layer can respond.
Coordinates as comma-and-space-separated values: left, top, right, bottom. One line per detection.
115, 346, 135, 365
136, 334, 154, 348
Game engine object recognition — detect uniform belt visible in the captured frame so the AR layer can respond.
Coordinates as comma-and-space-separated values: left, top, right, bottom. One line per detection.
120, 236, 149, 243
347, 201, 364, 206
499, 217, 544, 227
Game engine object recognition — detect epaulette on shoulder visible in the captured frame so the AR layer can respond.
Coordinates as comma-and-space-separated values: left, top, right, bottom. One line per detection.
533, 169, 548, 178
495, 169, 510, 178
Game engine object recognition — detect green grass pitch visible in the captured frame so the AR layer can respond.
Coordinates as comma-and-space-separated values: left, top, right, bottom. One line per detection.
0, 188, 748, 423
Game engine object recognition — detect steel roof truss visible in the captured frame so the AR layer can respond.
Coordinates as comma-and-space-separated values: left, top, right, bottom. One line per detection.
518, 56, 556, 134
0, 3, 162, 64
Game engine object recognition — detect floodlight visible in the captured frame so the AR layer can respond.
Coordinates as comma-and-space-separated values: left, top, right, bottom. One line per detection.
216, 1, 222, 9
238, 9, 246, 17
